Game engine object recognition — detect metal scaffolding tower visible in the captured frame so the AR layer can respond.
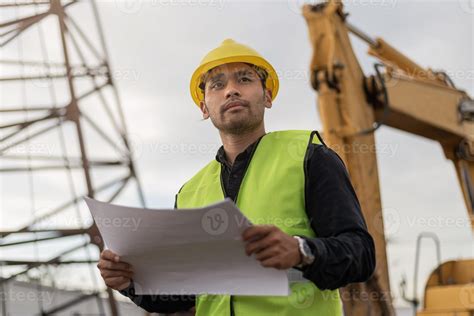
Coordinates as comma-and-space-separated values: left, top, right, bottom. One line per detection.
0, 1, 145, 314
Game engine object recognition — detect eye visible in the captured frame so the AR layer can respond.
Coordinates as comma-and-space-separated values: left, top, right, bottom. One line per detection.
240, 77, 252, 82
210, 81, 223, 89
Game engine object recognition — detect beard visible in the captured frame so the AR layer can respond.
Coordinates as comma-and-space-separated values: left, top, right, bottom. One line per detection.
211, 104, 264, 136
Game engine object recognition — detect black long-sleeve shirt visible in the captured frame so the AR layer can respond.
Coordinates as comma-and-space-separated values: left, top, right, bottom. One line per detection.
120, 132, 376, 314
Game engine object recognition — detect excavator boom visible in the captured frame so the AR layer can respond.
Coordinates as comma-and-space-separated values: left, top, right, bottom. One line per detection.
302, 1, 474, 315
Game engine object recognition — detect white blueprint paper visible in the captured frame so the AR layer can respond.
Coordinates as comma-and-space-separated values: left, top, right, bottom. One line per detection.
84, 197, 290, 296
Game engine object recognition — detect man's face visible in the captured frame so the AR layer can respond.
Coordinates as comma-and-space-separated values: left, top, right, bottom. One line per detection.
199, 62, 272, 135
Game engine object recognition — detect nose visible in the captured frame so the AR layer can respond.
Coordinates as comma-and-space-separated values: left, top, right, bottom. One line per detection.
225, 80, 241, 99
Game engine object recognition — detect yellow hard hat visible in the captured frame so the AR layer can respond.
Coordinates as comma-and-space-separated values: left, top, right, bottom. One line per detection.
189, 38, 279, 107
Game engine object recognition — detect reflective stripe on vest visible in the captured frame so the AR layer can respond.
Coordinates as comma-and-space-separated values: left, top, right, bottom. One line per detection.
177, 130, 343, 316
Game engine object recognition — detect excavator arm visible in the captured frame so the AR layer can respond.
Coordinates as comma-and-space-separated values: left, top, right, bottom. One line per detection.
302, 1, 474, 315
367, 41, 474, 228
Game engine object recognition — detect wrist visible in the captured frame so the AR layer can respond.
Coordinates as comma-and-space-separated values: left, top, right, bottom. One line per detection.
293, 236, 315, 268
118, 279, 135, 296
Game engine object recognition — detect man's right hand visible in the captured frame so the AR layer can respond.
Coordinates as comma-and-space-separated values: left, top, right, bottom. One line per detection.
97, 249, 134, 291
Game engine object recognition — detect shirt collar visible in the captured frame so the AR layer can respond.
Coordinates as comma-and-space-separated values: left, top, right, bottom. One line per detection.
215, 133, 266, 167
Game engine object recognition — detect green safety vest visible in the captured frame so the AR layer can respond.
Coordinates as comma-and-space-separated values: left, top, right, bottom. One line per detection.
176, 130, 343, 316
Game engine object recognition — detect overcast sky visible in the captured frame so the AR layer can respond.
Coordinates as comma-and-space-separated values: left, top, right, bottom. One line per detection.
1, 0, 473, 308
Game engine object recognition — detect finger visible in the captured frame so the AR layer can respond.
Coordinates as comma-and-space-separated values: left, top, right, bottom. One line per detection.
97, 260, 132, 272
260, 257, 283, 269
242, 225, 273, 241
105, 276, 131, 290
245, 233, 279, 256
101, 269, 134, 279
101, 250, 119, 262
97, 260, 133, 272
242, 225, 274, 242
254, 245, 280, 261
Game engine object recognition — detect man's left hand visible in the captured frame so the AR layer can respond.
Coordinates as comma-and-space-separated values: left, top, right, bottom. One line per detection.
242, 225, 301, 270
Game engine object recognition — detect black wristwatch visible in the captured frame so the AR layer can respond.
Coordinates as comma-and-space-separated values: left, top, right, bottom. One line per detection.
293, 236, 315, 268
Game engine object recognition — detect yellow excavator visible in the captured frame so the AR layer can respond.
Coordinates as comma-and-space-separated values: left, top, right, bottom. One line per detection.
302, 1, 474, 315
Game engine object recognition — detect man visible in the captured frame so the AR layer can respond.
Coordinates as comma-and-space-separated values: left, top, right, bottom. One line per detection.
97, 39, 375, 315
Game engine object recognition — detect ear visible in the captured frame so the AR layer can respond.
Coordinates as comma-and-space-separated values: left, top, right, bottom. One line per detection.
200, 101, 210, 119
263, 88, 272, 109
